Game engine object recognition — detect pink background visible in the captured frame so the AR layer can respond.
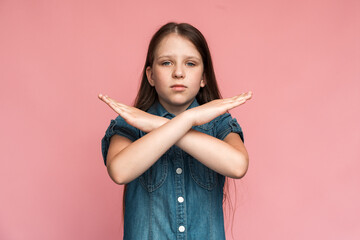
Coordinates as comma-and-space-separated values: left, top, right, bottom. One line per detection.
1, 0, 359, 239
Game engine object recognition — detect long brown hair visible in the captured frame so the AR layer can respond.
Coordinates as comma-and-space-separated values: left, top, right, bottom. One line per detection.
122, 22, 236, 237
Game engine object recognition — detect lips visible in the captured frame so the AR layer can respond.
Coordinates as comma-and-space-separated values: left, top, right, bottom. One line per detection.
171, 84, 186, 88
171, 84, 186, 92
171, 84, 187, 91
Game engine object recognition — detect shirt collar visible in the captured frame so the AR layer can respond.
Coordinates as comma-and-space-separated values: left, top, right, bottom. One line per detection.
147, 98, 200, 117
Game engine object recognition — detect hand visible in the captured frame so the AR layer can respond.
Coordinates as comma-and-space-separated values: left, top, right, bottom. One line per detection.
186, 91, 252, 126
98, 94, 168, 132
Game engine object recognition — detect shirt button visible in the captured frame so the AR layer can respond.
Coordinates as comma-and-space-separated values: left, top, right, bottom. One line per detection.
176, 168, 183, 174
178, 196, 184, 203
178, 225, 185, 232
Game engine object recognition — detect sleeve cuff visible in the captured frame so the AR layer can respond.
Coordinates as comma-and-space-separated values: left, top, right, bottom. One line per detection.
217, 116, 244, 142
101, 118, 138, 166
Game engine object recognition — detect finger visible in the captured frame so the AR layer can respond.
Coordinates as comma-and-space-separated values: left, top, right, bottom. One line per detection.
224, 93, 246, 103
98, 93, 108, 102
229, 92, 248, 100
104, 96, 117, 105
234, 91, 252, 101
226, 99, 247, 110
227, 92, 252, 108
106, 96, 128, 108
107, 101, 125, 114
100, 95, 122, 109
98, 94, 111, 103
99, 95, 112, 104
99, 95, 124, 111
243, 91, 252, 99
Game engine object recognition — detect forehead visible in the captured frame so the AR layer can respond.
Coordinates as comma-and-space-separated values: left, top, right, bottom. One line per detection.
154, 33, 201, 58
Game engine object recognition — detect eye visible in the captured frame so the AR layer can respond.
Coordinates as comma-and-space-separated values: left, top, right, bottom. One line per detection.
161, 61, 171, 66
186, 62, 196, 67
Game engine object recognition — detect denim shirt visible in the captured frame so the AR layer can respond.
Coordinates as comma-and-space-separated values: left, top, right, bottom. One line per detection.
101, 98, 244, 240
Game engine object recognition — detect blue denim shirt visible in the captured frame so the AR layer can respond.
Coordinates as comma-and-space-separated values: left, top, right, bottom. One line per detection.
101, 98, 244, 240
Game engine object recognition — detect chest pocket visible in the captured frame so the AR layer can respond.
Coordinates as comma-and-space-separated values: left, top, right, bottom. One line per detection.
139, 154, 168, 192
188, 122, 218, 190
188, 156, 218, 190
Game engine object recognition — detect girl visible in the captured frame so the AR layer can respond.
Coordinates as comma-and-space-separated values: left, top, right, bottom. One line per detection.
99, 22, 252, 240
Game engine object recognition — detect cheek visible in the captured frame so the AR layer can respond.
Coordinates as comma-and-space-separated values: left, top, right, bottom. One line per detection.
153, 68, 169, 80
194, 66, 204, 77
193, 69, 204, 82
152, 73, 169, 89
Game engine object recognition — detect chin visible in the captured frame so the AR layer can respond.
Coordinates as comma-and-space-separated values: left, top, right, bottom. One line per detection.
170, 98, 193, 106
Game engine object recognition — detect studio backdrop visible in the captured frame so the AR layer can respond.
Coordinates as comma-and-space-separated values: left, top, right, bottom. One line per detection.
0, 0, 359, 239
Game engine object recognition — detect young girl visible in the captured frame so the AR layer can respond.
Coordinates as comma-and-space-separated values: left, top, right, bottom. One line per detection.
99, 22, 252, 240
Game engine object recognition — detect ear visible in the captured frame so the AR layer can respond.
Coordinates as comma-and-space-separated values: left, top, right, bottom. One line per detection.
146, 66, 155, 86
200, 74, 206, 88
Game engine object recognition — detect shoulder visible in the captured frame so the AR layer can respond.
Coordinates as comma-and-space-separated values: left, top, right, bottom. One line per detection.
213, 112, 244, 142
101, 115, 140, 166
106, 115, 139, 140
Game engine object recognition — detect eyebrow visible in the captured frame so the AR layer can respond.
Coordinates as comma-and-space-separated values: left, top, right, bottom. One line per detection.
157, 55, 201, 61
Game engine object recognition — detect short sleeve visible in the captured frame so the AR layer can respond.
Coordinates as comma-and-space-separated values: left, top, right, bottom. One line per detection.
101, 115, 139, 166
215, 113, 244, 142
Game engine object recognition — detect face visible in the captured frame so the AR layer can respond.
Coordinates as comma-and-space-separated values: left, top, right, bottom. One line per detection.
146, 33, 205, 115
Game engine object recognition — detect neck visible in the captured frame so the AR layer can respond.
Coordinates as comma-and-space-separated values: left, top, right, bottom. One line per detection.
158, 99, 194, 116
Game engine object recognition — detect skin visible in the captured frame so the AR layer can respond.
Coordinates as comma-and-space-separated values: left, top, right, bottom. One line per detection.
146, 33, 206, 116
98, 34, 253, 185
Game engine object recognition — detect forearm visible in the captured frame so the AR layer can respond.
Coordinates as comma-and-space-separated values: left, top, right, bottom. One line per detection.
150, 117, 248, 178
108, 112, 193, 184
175, 130, 248, 178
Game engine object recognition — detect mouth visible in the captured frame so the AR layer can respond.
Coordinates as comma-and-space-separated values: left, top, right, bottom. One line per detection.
171, 84, 187, 91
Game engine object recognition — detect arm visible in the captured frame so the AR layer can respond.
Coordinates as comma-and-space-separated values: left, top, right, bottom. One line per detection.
176, 129, 249, 179
106, 111, 193, 185
123, 115, 249, 179
100, 92, 252, 184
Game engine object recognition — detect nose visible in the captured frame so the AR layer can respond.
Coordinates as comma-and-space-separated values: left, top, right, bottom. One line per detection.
172, 64, 185, 79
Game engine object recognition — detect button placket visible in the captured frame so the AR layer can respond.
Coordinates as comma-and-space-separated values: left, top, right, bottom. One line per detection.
174, 149, 186, 239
